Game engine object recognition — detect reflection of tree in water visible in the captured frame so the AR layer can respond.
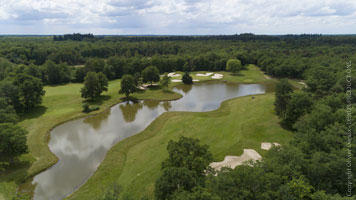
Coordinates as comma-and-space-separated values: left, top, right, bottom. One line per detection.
143, 100, 160, 110
119, 102, 143, 123
179, 84, 193, 94
161, 101, 172, 111
83, 109, 111, 130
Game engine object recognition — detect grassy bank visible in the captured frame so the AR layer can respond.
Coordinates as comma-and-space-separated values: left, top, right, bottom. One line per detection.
0, 65, 299, 199
0, 80, 182, 199
68, 93, 292, 199
68, 66, 293, 199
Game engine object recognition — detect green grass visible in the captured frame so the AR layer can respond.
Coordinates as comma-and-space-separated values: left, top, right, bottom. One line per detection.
0, 79, 182, 199
67, 66, 291, 199
68, 93, 292, 200
0, 65, 290, 199
169, 64, 269, 85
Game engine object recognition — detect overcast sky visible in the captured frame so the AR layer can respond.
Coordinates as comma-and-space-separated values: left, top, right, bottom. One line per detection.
1, 0, 356, 35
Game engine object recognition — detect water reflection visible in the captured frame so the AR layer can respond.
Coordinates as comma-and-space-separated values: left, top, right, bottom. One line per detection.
33, 82, 266, 200
175, 84, 193, 94
119, 102, 143, 123
161, 101, 172, 111
143, 100, 161, 110
83, 109, 111, 130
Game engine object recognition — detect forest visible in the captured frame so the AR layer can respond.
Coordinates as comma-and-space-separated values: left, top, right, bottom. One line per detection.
0, 34, 355, 200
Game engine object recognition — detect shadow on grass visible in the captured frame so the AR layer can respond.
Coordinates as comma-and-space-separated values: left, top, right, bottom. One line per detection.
19, 106, 47, 121
279, 121, 293, 131
147, 85, 162, 90
83, 95, 111, 106
0, 156, 32, 185
230, 73, 244, 76
119, 96, 139, 103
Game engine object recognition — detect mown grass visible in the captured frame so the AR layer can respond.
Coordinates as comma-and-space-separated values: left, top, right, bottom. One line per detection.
169, 64, 270, 85
0, 65, 298, 199
68, 93, 292, 200
68, 66, 292, 199
0, 79, 182, 199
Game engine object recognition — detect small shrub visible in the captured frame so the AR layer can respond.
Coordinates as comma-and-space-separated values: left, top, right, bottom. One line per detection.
82, 104, 100, 113
182, 72, 193, 84
82, 103, 90, 112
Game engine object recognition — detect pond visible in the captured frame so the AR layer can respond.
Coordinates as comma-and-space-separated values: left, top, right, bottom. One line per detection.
32, 81, 266, 200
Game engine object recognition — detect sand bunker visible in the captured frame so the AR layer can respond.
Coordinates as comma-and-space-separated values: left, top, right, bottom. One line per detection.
196, 72, 214, 77
171, 79, 182, 82
264, 75, 271, 79
193, 79, 199, 82
212, 74, 223, 79
209, 149, 262, 171
299, 81, 307, 88
260, 142, 281, 150
168, 72, 181, 77
210, 142, 282, 171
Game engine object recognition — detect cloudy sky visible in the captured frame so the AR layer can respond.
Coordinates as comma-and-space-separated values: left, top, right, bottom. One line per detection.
1, 0, 356, 35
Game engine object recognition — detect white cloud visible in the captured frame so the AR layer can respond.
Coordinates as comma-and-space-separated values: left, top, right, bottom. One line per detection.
0, 0, 355, 34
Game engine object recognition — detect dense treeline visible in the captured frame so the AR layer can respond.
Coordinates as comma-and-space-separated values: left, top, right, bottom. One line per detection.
54, 33, 95, 41
0, 35, 355, 199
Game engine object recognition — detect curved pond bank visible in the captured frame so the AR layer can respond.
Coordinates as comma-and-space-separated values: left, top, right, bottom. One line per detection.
32, 81, 266, 200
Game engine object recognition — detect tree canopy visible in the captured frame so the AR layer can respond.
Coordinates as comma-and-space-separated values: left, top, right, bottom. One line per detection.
119, 74, 136, 98
142, 65, 160, 86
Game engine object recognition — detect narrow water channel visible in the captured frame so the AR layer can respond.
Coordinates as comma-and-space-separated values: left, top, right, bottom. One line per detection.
32, 81, 266, 200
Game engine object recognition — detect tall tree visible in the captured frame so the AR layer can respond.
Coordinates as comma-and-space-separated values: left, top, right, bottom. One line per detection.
119, 74, 136, 99
284, 91, 313, 128
0, 123, 28, 159
226, 59, 243, 74
160, 73, 171, 90
13, 73, 45, 112
81, 72, 105, 100
182, 72, 193, 84
97, 72, 109, 93
142, 66, 160, 86
0, 98, 18, 123
274, 79, 293, 119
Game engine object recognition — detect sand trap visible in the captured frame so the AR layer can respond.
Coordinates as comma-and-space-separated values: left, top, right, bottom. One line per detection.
261, 142, 281, 150
264, 75, 271, 79
211, 74, 223, 79
196, 72, 214, 77
209, 149, 262, 171
137, 86, 146, 90
172, 79, 182, 82
299, 81, 307, 87
168, 72, 181, 77
193, 79, 199, 82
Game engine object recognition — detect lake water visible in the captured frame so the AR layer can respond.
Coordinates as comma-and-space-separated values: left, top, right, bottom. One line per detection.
32, 81, 266, 200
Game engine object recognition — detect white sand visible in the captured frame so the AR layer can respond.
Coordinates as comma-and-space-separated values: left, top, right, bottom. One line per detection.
196, 72, 214, 77
171, 79, 182, 82
137, 86, 146, 90
299, 81, 307, 87
168, 72, 181, 77
261, 142, 280, 150
264, 75, 271, 79
211, 74, 223, 79
193, 79, 199, 82
209, 149, 262, 171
